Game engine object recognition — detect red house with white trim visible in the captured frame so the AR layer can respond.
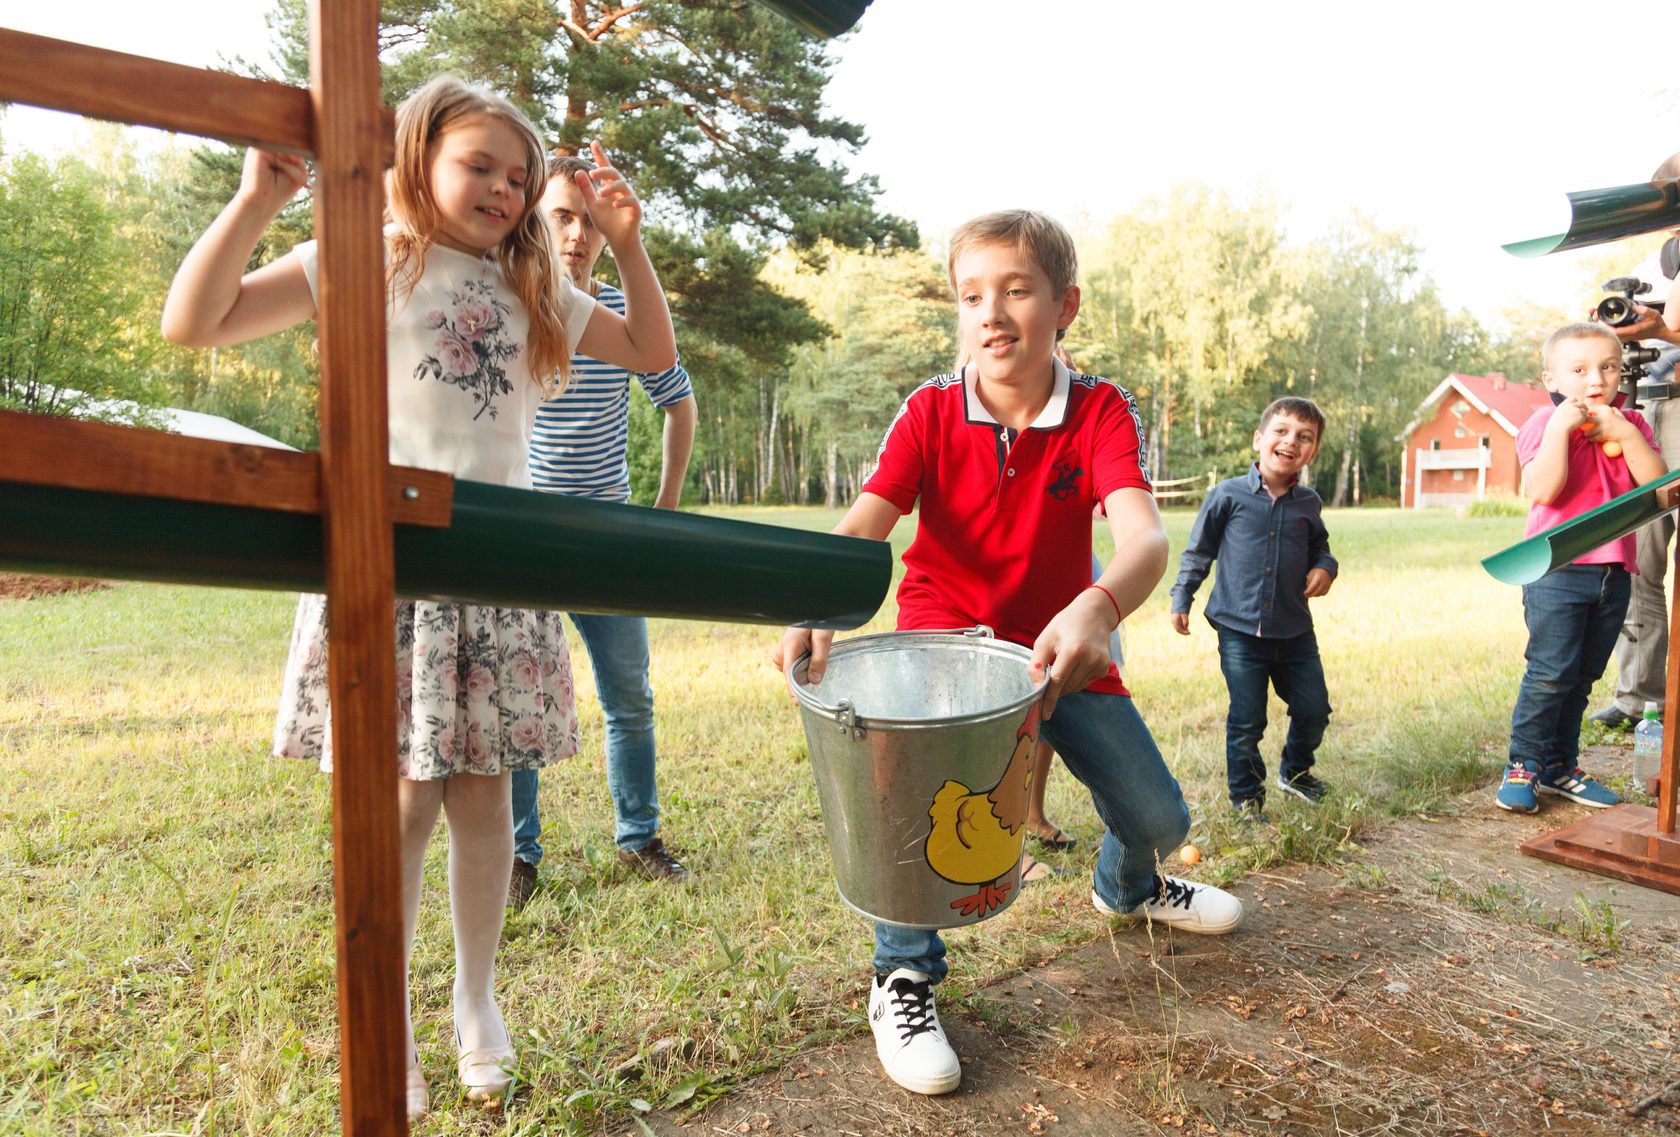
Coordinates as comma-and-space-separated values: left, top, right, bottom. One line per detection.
1400, 372, 1551, 509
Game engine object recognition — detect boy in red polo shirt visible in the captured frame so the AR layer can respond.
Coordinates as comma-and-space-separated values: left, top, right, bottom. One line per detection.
774, 210, 1242, 1097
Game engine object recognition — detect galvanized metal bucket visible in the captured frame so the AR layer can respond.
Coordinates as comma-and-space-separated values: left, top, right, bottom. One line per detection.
787, 627, 1046, 929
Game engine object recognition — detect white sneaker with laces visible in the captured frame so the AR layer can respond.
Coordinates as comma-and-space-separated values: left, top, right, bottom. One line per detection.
1092, 874, 1243, 935
867, 968, 961, 1095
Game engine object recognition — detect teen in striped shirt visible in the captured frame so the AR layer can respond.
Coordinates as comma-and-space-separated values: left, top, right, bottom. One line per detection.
509, 154, 698, 907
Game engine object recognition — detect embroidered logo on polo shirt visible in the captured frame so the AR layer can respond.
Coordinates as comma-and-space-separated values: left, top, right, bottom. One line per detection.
1046, 458, 1083, 501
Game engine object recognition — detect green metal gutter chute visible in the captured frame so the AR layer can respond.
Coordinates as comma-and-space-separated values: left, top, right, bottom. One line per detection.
0, 479, 891, 630
1503, 179, 1680, 258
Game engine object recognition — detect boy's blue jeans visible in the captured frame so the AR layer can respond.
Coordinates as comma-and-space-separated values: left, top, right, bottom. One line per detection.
511, 612, 659, 865
1214, 625, 1332, 805
872, 690, 1190, 982
1509, 564, 1629, 771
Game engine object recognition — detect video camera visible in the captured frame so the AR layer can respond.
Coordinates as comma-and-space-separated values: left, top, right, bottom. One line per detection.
1595, 277, 1667, 406
1596, 276, 1663, 327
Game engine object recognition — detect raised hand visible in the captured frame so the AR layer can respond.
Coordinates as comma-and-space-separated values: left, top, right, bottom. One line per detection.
238, 148, 309, 218
572, 140, 643, 250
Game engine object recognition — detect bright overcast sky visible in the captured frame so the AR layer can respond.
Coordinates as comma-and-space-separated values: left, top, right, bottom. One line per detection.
4, 0, 1676, 326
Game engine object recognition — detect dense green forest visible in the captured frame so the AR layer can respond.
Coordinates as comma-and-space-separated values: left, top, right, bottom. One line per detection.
0, 0, 1621, 507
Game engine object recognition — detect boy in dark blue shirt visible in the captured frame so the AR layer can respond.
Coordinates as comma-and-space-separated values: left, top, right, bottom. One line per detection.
1170, 397, 1337, 821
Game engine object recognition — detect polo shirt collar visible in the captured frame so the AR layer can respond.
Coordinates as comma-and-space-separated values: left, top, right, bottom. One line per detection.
961, 358, 1072, 430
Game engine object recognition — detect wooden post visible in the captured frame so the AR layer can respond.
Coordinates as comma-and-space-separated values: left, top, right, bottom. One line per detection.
1661, 533, 1679, 835
1522, 492, 1680, 892
309, 3, 407, 1133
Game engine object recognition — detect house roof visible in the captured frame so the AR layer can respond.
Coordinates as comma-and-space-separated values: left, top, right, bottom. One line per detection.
21, 388, 297, 450
1401, 372, 1551, 439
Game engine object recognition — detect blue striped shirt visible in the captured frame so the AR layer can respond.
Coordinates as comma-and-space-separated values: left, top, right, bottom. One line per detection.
528, 283, 693, 501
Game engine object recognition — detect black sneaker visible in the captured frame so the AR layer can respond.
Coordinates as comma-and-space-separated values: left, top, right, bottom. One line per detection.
1232, 797, 1271, 825
508, 859, 538, 911
1276, 771, 1329, 804
1588, 704, 1638, 730
618, 837, 693, 883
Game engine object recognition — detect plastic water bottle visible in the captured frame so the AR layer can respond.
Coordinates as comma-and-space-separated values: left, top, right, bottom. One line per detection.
1633, 700, 1663, 788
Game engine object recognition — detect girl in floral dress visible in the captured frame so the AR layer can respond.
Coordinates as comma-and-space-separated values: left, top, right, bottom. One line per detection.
161, 76, 676, 1116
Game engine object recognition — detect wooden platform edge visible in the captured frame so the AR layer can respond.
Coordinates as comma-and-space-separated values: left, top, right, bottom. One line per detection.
1520, 804, 1680, 897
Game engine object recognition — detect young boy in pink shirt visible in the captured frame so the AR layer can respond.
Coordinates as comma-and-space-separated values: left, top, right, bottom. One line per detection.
1498, 322, 1666, 813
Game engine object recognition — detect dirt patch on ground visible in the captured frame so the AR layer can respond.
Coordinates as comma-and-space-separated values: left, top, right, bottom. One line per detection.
621, 752, 1680, 1136
0, 573, 109, 600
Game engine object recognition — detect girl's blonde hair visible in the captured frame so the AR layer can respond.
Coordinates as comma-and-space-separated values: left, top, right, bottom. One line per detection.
387, 75, 572, 392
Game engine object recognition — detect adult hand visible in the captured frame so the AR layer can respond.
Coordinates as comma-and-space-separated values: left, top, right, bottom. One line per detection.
1170, 610, 1191, 635
1612, 302, 1668, 343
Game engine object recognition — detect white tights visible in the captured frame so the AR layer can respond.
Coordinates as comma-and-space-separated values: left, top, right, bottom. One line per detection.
397, 770, 513, 1059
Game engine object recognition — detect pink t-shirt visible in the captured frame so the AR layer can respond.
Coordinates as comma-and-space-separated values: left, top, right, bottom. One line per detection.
1516, 405, 1657, 571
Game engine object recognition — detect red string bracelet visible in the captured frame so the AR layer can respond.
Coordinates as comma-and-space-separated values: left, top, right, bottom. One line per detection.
1087, 582, 1122, 625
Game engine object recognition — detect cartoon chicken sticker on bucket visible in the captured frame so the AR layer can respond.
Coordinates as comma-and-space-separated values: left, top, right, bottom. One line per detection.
923, 703, 1042, 918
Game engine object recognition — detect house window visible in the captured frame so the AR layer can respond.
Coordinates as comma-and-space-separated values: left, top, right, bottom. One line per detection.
1480, 435, 1491, 448
1453, 470, 1465, 481
1430, 439, 1441, 451
1454, 426, 1467, 438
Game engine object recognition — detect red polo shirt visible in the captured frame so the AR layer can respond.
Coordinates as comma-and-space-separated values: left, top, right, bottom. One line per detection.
863, 360, 1152, 696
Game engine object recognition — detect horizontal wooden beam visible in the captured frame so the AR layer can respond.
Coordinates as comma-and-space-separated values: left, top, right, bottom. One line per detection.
0, 410, 450, 527
0, 28, 393, 161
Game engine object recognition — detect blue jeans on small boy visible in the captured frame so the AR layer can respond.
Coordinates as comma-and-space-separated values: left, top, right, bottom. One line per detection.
872, 689, 1190, 982
1509, 564, 1629, 772
512, 612, 659, 866
1215, 625, 1331, 805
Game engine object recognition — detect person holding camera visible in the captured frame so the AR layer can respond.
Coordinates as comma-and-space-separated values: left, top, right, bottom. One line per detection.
1590, 153, 1680, 731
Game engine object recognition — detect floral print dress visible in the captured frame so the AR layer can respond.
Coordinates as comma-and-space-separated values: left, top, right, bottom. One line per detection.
272, 238, 596, 780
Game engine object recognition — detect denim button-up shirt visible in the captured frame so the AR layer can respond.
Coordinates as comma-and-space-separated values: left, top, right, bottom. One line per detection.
1169, 463, 1337, 639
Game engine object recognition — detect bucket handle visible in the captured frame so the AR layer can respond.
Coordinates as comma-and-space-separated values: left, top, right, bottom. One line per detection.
832, 699, 862, 739
796, 625, 996, 739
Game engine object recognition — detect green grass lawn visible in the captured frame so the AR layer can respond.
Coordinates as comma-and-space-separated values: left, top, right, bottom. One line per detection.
1, 505, 1615, 1134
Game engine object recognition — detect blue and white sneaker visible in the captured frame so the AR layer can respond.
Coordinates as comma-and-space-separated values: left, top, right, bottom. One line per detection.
1538, 766, 1621, 808
1494, 761, 1541, 813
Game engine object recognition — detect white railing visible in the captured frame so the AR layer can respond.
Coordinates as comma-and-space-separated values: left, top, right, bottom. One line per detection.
1415, 448, 1491, 471
1155, 469, 1218, 503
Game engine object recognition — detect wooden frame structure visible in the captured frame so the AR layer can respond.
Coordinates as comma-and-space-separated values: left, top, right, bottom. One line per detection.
2, 6, 413, 1132
1520, 607, 1680, 894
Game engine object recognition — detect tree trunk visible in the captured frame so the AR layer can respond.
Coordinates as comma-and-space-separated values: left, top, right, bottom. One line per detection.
1331, 297, 1369, 509
1159, 343, 1173, 480
824, 439, 839, 508
777, 417, 797, 504
755, 373, 780, 502
1332, 444, 1352, 508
